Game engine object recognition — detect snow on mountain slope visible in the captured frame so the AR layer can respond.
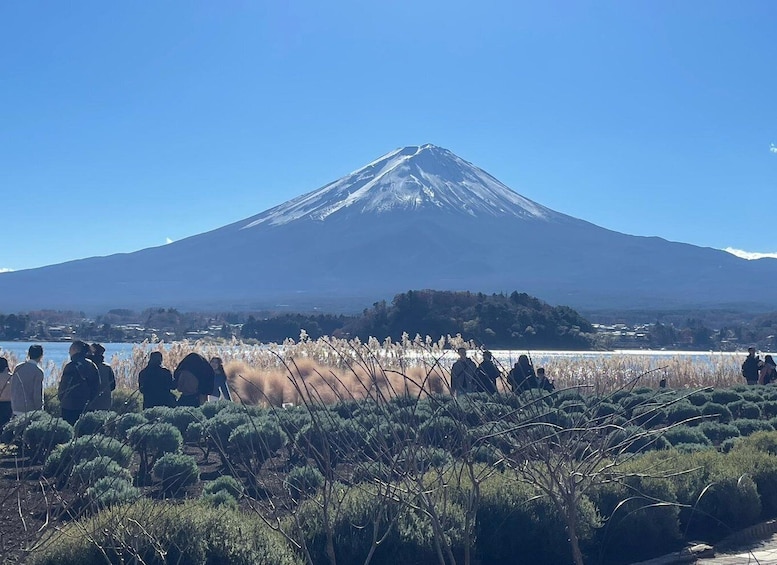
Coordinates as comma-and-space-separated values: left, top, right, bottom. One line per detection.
241, 144, 561, 229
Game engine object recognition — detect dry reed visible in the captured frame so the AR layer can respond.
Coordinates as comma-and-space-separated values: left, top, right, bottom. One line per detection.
25, 336, 758, 407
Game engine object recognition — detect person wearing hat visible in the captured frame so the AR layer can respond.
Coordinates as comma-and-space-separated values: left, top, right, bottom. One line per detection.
759, 355, 777, 385
88, 343, 116, 411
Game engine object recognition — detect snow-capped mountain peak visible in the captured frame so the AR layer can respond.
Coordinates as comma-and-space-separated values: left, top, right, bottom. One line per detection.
241, 144, 558, 229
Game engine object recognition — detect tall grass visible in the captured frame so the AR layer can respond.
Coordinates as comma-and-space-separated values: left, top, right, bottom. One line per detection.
26, 335, 751, 407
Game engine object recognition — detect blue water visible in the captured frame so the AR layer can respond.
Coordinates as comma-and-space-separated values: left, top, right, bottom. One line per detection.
0, 341, 140, 384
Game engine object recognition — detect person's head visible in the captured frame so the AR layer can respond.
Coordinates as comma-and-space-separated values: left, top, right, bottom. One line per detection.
749, 347, 756, 356
518, 354, 530, 366
457, 347, 467, 359
69, 340, 89, 357
0, 357, 8, 373
28, 344, 43, 362
537, 367, 546, 377
766, 355, 776, 367
90, 343, 106, 363
148, 351, 163, 367
210, 357, 224, 372
482, 350, 492, 360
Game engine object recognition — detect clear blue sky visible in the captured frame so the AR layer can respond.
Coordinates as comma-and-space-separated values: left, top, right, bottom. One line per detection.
2, 1, 776, 271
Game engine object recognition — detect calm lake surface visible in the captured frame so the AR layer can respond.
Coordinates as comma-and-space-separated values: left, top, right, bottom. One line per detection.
0, 341, 138, 366
0, 342, 141, 385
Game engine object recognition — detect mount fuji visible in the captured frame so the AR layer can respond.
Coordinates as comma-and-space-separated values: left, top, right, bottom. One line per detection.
2, 144, 777, 313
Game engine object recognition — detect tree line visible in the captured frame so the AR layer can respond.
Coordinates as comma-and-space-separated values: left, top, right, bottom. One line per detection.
3, 292, 777, 350
241, 290, 596, 349
0, 291, 595, 349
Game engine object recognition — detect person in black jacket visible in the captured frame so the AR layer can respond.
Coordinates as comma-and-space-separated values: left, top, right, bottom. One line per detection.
58, 340, 100, 426
138, 351, 175, 409
742, 347, 762, 385
209, 357, 232, 401
508, 354, 538, 393
0, 357, 12, 429
475, 350, 500, 394
536, 367, 555, 392
88, 343, 116, 411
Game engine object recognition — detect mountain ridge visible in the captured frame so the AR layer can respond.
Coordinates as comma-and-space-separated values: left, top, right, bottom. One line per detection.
1, 144, 776, 313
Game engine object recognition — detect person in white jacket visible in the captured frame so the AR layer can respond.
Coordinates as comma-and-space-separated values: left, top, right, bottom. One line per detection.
10, 344, 44, 416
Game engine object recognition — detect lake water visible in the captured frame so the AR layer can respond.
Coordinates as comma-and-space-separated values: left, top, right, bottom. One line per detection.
0, 341, 139, 365
0, 342, 141, 385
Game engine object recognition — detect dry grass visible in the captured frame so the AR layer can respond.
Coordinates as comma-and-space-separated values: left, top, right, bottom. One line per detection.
21, 335, 754, 407
522, 352, 742, 393
227, 357, 447, 407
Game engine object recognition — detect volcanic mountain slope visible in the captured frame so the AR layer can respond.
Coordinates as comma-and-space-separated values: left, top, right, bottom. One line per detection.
2, 144, 776, 312
239, 144, 559, 225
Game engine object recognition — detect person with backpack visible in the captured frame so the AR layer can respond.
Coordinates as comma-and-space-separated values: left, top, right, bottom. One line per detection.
58, 340, 100, 425
741, 347, 762, 385
88, 343, 116, 411
175, 367, 200, 407
174, 352, 215, 407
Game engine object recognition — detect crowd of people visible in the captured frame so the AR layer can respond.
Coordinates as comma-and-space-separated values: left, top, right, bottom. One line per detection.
0, 342, 556, 429
450, 347, 554, 396
741, 347, 777, 385
138, 351, 232, 409
0, 342, 233, 429
5, 341, 777, 430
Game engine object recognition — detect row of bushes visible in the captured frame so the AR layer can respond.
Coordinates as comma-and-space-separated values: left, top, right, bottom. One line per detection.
2, 410, 201, 505
10, 386, 777, 505
28, 499, 303, 565
28, 432, 777, 565
30, 384, 777, 463
13, 384, 777, 564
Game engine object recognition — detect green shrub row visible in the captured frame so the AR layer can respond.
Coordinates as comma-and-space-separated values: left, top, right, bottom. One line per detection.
28, 499, 303, 565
